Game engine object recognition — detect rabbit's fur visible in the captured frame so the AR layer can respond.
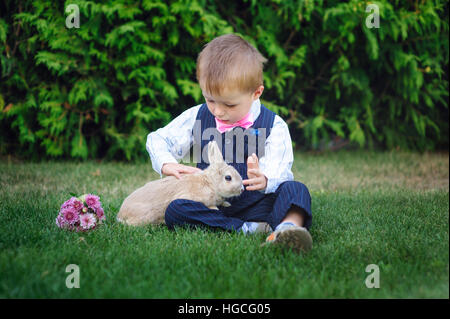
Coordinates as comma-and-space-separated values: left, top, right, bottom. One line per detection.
117, 141, 244, 226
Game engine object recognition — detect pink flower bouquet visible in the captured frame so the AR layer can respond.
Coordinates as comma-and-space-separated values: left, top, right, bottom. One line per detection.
56, 194, 106, 231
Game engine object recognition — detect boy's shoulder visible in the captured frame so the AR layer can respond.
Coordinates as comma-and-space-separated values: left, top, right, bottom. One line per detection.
258, 103, 288, 127
184, 103, 204, 114
173, 103, 203, 120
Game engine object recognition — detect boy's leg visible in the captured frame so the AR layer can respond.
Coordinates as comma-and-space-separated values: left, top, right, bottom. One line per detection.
264, 181, 313, 252
269, 180, 312, 230
221, 181, 312, 232
280, 205, 306, 227
165, 198, 246, 232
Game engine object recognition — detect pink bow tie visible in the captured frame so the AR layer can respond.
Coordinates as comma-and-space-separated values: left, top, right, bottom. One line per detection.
215, 112, 254, 133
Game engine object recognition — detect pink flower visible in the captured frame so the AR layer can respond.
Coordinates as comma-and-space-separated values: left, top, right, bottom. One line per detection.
84, 194, 100, 210
56, 214, 75, 230
55, 215, 63, 227
60, 197, 75, 210
57, 194, 104, 231
60, 197, 83, 212
80, 213, 96, 230
96, 207, 105, 221
61, 208, 79, 225
71, 199, 83, 211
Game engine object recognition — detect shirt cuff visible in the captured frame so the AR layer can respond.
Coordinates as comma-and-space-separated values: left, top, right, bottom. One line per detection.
256, 175, 275, 194
264, 177, 277, 194
155, 155, 178, 178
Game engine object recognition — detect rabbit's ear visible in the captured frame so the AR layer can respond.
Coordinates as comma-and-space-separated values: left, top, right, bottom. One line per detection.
208, 140, 224, 164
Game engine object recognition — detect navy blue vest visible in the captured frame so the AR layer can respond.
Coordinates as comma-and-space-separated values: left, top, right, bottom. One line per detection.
192, 103, 276, 211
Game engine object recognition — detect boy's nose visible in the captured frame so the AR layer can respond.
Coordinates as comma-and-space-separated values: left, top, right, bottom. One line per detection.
212, 107, 225, 118
214, 111, 225, 118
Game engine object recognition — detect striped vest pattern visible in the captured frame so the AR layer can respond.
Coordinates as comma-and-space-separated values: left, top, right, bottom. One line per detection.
192, 103, 276, 208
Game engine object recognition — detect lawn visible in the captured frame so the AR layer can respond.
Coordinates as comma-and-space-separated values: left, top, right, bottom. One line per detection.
0, 150, 448, 298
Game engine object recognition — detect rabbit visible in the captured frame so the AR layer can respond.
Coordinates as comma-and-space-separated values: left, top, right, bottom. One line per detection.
116, 140, 244, 226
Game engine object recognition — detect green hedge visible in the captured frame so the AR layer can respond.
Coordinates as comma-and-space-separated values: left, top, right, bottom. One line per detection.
0, 0, 448, 161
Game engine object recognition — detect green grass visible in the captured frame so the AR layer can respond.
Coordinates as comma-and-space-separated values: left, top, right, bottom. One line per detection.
0, 150, 448, 298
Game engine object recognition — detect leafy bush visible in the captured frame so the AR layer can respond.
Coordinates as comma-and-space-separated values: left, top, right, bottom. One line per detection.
0, 0, 448, 161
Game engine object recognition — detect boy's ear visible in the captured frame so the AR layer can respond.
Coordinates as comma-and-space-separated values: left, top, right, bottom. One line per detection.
207, 140, 224, 164
252, 85, 264, 100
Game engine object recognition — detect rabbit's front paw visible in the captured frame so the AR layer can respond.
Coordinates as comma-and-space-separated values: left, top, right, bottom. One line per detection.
207, 205, 219, 210
221, 201, 231, 207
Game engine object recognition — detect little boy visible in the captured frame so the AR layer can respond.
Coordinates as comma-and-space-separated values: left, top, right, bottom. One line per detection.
146, 34, 312, 252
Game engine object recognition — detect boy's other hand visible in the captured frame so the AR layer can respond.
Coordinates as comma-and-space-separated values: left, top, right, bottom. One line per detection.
161, 163, 203, 180
243, 153, 268, 191
246, 153, 258, 179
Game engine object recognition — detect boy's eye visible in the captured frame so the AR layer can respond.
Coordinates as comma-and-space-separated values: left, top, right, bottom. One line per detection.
206, 99, 235, 107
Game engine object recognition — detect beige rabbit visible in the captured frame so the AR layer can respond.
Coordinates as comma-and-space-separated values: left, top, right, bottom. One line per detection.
117, 141, 244, 226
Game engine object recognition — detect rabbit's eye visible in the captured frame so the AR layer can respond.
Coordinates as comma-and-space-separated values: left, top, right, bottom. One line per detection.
225, 175, 232, 181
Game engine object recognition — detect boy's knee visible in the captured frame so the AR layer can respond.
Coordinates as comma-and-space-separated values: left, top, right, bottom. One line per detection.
165, 199, 186, 226
278, 181, 310, 197
167, 199, 185, 211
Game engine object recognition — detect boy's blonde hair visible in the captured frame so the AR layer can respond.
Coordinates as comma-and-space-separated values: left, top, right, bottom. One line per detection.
196, 34, 267, 96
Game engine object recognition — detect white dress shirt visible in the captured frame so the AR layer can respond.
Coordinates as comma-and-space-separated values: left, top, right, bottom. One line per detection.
146, 99, 295, 194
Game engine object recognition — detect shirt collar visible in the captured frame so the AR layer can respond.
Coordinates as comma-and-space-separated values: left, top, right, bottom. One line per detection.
250, 98, 261, 121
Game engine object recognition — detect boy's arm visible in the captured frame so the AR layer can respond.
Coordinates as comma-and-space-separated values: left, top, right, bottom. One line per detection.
258, 115, 295, 193
146, 104, 202, 178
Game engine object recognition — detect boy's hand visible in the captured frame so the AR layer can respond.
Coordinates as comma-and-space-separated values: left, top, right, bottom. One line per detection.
243, 153, 268, 191
161, 163, 202, 179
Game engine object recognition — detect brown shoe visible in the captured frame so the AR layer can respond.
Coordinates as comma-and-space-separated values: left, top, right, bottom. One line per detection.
263, 224, 312, 253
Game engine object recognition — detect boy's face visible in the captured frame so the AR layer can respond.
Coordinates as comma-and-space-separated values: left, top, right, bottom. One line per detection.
203, 86, 264, 124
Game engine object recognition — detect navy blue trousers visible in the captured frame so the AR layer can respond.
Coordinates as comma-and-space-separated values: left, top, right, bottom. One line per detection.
165, 181, 312, 232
